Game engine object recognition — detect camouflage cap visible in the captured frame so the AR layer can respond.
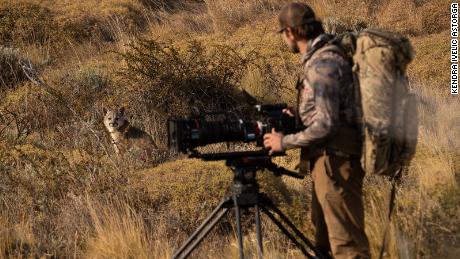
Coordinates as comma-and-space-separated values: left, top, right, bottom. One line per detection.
277, 2, 317, 33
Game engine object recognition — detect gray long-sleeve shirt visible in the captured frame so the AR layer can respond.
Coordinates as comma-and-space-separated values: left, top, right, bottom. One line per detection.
282, 34, 354, 150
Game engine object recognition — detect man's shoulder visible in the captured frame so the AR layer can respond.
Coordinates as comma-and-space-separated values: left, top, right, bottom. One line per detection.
309, 44, 348, 67
302, 42, 352, 86
304, 43, 350, 77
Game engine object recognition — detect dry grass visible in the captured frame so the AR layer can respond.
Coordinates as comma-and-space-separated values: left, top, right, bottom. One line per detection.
0, 0, 457, 258
204, 0, 288, 33
85, 198, 153, 259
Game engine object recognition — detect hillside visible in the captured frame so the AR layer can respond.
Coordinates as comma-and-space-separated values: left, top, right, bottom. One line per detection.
0, 0, 458, 258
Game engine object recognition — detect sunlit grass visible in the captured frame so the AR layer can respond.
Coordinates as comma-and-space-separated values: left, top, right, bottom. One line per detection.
0, 0, 457, 258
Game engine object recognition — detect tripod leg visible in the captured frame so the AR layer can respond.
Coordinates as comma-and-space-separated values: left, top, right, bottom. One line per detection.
265, 203, 326, 258
255, 204, 263, 259
233, 194, 244, 259
260, 206, 314, 259
178, 208, 229, 259
172, 198, 229, 259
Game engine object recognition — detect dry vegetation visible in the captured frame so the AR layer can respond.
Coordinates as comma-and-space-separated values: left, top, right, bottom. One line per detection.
0, 0, 458, 258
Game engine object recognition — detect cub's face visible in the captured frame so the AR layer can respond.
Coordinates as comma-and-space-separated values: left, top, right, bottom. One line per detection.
103, 107, 126, 133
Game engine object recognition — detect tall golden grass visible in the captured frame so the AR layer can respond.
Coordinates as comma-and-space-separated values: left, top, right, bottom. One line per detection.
0, 0, 457, 258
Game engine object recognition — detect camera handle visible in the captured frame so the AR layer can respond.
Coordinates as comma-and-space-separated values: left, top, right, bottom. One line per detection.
171, 155, 325, 259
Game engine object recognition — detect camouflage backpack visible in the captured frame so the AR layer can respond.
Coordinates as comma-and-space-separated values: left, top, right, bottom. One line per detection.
330, 29, 419, 177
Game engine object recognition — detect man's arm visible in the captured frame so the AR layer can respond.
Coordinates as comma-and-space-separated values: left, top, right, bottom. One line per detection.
282, 56, 343, 150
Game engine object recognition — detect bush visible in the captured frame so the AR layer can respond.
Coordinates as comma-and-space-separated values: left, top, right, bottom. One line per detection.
0, 64, 112, 139
48, 0, 149, 43
0, 46, 25, 91
0, 1, 59, 46
118, 38, 256, 116
56, 66, 111, 119
322, 17, 368, 34
0, 0, 149, 47
0, 83, 65, 137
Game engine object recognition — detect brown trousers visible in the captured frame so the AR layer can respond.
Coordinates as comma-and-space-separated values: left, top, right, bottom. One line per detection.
310, 153, 370, 259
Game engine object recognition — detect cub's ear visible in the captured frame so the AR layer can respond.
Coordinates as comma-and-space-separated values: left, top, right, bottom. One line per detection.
119, 106, 125, 115
102, 106, 108, 114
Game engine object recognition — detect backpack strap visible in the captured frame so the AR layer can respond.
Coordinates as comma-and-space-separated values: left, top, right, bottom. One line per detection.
313, 38, 363, 157
378, 170, 401, 259
295, 76, 312, 176
311, 43, 347, 62
299, 34, 362, 158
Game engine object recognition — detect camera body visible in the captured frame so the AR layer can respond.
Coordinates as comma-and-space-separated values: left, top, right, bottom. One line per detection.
168, 103, 302, 154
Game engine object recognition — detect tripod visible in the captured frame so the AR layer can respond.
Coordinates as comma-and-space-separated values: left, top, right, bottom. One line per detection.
172, 151, 326, 259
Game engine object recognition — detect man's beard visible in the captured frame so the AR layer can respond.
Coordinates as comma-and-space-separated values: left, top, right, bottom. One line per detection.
288, 42, 300, 53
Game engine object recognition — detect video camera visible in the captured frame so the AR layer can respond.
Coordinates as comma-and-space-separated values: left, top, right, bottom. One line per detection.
168, 103, 303, 154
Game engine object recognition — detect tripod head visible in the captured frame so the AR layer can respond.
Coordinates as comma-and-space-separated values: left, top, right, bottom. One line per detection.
190, 149, 305, 180
189, 149, 304, 193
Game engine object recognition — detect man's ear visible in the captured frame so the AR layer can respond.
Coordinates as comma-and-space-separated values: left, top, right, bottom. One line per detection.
284, 27, 296, 40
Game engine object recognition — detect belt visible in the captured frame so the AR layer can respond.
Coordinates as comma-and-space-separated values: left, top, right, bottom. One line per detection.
325, 147, 360, 159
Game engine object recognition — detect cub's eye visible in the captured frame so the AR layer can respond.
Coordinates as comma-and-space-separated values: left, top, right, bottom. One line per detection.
108, 117, 112, 120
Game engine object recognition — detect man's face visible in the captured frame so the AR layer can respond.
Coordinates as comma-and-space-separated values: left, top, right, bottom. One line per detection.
282, 28, 300, 53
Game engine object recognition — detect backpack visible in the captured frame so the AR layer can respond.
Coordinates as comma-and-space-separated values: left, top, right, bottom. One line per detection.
328, 29, 419, 177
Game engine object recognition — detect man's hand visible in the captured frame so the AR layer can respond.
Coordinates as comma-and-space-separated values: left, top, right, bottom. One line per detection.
263, 128, 285, 154
282, 107, 295, 117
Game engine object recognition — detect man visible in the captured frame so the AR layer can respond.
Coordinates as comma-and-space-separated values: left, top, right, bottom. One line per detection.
263, 3, 371, 258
